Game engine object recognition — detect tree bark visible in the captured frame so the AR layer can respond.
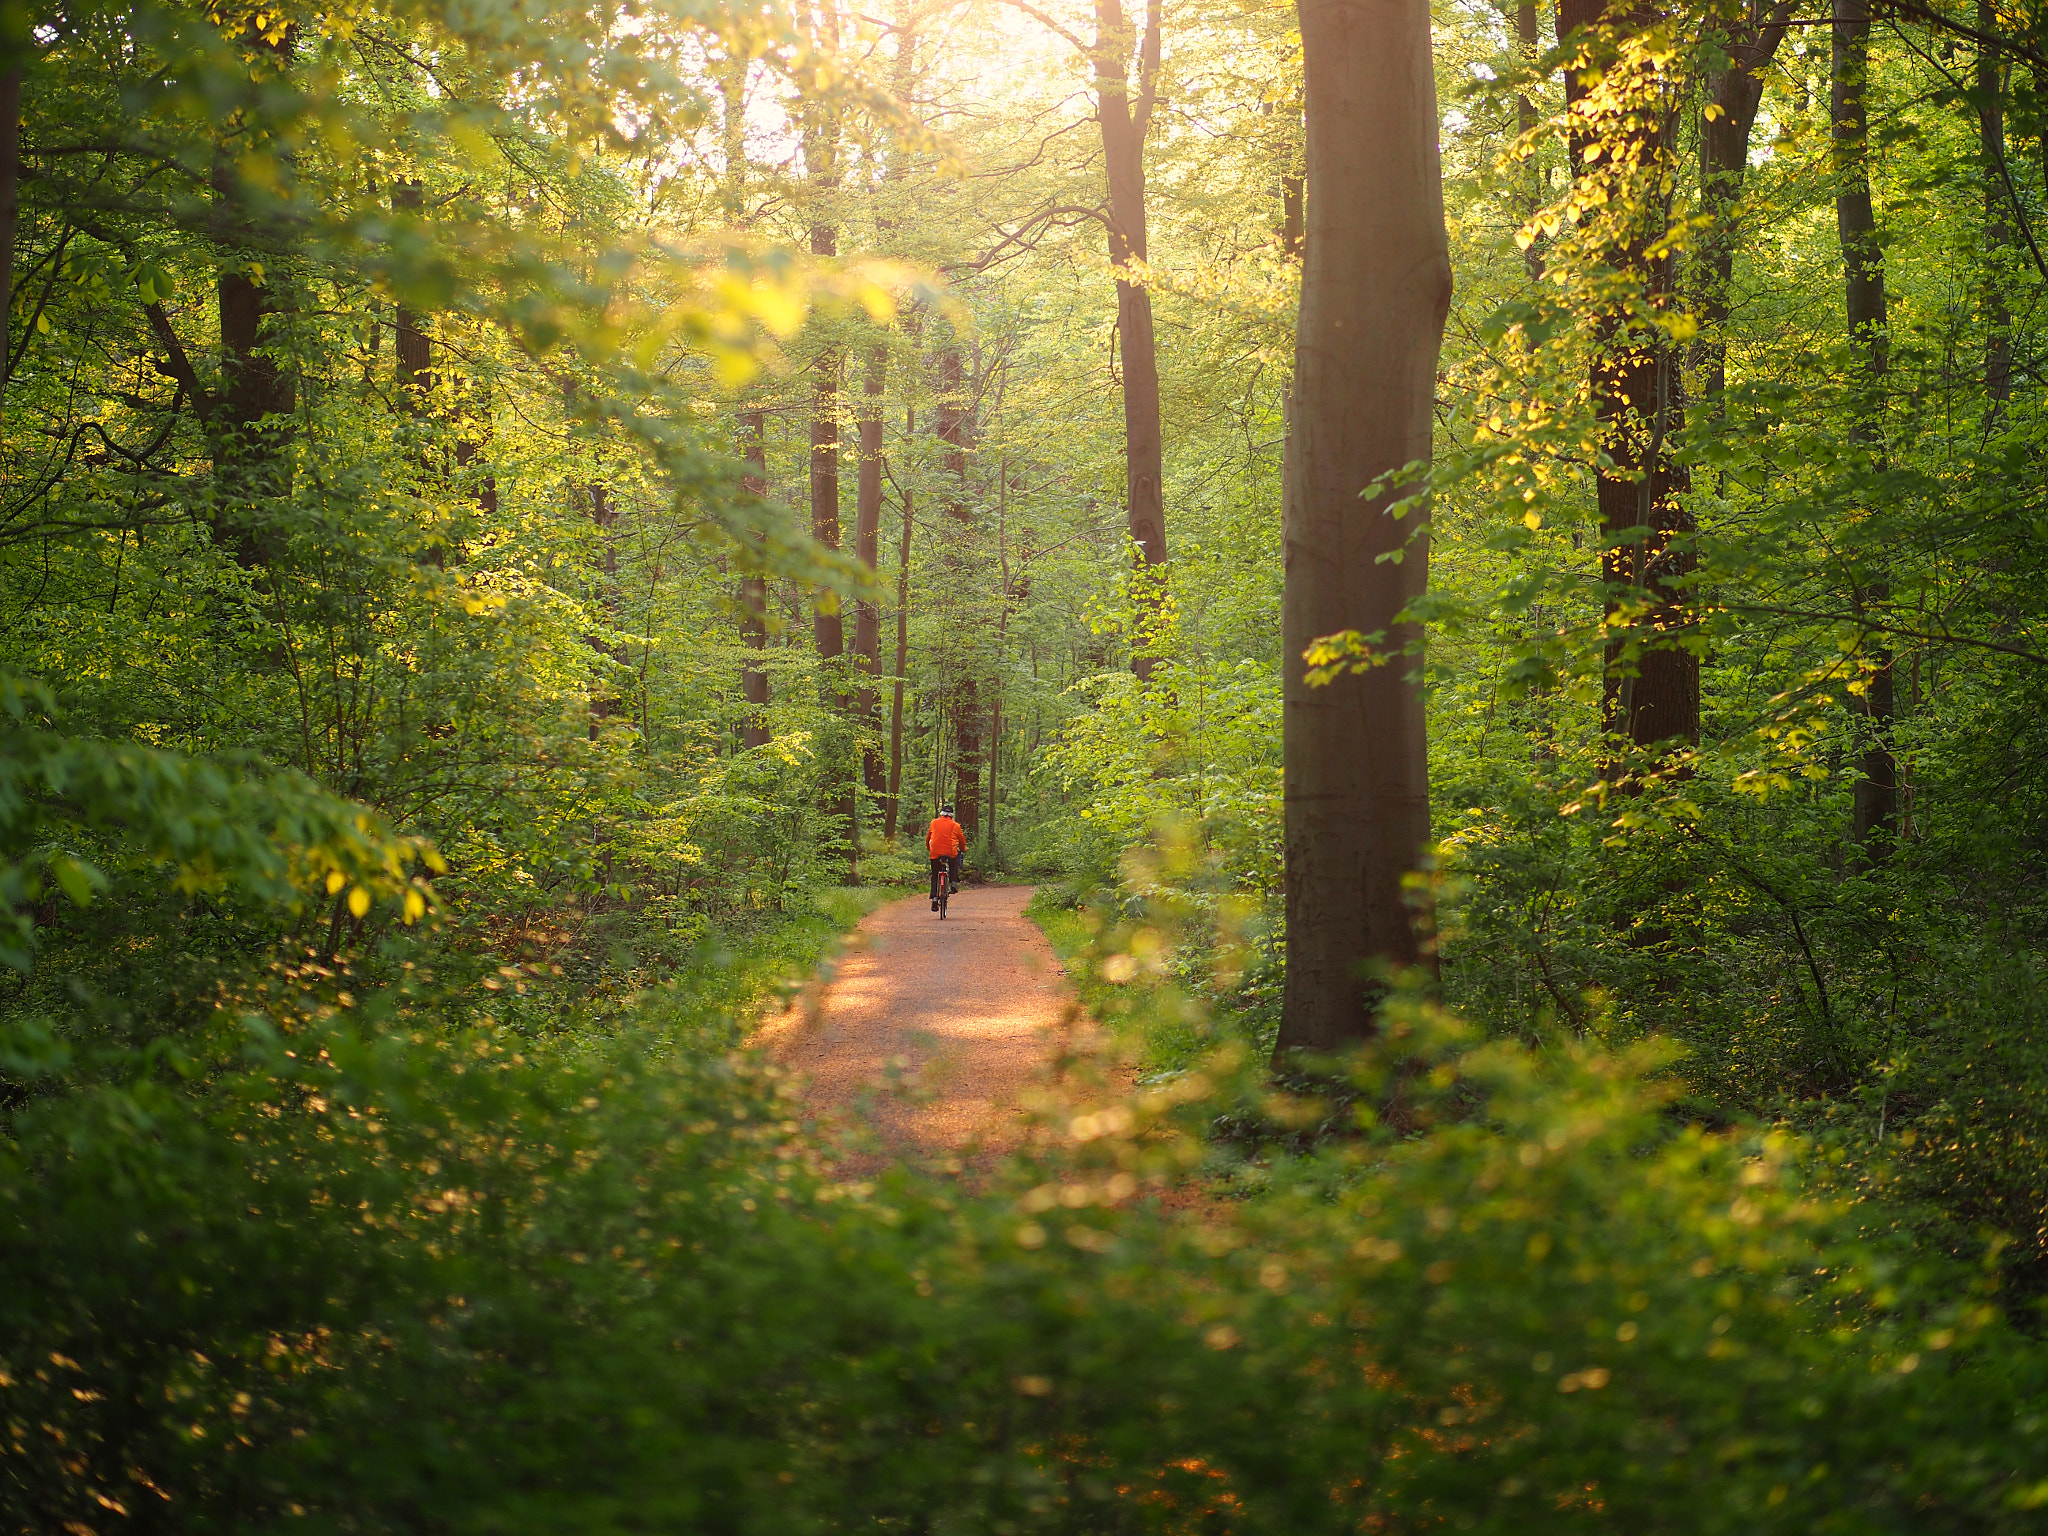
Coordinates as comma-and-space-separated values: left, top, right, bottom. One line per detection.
855, 342, 887, 795
0, 65, 20, 401
392, 181, 432, 413
805, 36, 845, 666
586, 481, 624, 740
936, 341, 981, 840
1516, 0, 1544, 281
1833, 0, 1896, 853
805, 36, 857, 878
884, 467, 915, 840
810, 354, 844, 665
1274, 0, 1450, 1058
1696, 1, 1795, 407
1093, 0, 1169, 669
740, 408, 771, 749
1979, 0, 2012, 408
1558, 0, 1697, 763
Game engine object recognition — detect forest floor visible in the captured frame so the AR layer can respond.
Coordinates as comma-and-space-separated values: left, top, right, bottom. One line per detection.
756, 883, 1080, 1173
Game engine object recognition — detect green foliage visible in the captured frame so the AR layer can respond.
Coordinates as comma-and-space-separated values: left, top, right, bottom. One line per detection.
9, 0, 2048, 1524
8, 963, 2048, 1531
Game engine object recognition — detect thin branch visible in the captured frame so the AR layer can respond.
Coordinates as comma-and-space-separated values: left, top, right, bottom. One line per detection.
140, 302, 217, 423
990, 0, 1089, 53
1874, 0, 2048, 70
1721, 602, 2048, 665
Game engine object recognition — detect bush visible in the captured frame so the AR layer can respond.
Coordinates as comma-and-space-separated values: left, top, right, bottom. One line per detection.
9, 978, 2048, 1533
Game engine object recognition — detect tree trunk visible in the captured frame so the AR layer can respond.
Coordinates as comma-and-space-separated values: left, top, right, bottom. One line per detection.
1274, 0, 1450, 1059
392, 181, 432, 413
0, 65, 20, 401
805, 76, 855, 878
1093, 0, 1169, 672
806, 65, 845, 668
1979, 0, 2012, 408
1516, 0, 1544, 281
1558, 0, 1697, 762
855, 342, 887, 795
1696, 1, 1795, 407
1833, 0, 1896, 853
936, 341, 982, 840
740, 408, 771, 749
884, 468, 915, 841
810, 356, 844, 664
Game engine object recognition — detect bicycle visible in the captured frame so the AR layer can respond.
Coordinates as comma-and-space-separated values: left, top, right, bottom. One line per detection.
935, 861, 952, 920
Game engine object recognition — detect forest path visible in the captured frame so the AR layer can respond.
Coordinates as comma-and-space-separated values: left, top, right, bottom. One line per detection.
757, 884, 1074, 1170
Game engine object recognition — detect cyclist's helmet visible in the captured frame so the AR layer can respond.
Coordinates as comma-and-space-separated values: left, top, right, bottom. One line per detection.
941, 804, 955, 816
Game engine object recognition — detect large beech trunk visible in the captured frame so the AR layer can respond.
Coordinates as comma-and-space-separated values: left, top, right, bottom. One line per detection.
1274, 0, 1450, 1058
739, 408, 771, 749
1833, 0, 1895, 852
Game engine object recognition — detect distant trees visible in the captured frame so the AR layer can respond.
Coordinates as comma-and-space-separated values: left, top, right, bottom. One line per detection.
999, 0, 1169, 674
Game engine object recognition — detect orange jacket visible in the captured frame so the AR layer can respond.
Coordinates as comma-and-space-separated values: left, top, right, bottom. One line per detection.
926, 815, 965, 858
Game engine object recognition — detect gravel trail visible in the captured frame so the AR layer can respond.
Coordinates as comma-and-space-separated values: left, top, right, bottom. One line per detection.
757, 884, 1074, 1168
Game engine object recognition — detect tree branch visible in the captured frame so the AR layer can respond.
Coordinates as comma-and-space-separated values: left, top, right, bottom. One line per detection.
141, 302, 218, 424
1874, 0, 2047, 69
991, 0, 1089, 54
942, 202, 1112, 275
1133, 0, 1162, 140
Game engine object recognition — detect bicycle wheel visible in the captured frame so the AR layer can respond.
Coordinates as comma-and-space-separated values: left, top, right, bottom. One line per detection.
938, 872, 949, 920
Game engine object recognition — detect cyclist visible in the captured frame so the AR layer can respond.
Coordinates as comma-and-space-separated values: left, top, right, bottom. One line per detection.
927, 803, 965, 911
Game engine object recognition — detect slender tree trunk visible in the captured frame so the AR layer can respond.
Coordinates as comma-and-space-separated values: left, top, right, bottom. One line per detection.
1833, 0, 1896, 853
0, 65, 20, 401
936, 342, 982, 840
885, 472, 915, 840
1275, 0, 1450, 1058
1558, 0, 1697, 762
855, 342, 887, 795
1979, 0, 2012, 409
1696, 2, 1795, 408
806, 50, 845, 668
214, 26, 299, 572
1093, 0, 1169, 673
392, 181, 431, 413
1516, 0, 1544, 281
805, 71, 855, 878
2035, 65, 2047, 194
455, 438, 497, 518
810, 357, 844, 665
988, 693, 1002, 860
740, 408, 771, 748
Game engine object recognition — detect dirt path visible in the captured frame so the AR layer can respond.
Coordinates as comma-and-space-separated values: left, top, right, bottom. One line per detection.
758, 884, 1075, 1169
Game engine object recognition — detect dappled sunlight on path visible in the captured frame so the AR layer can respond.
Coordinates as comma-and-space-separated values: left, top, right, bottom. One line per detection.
756, 884, 1079, 1171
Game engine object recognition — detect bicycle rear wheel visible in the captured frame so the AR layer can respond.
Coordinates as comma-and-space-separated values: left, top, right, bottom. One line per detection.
938, 873, 949, 920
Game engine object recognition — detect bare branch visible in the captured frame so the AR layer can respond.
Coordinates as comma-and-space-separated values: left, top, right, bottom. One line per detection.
991, 0, 1089, 54
942, 202, 1112, 276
